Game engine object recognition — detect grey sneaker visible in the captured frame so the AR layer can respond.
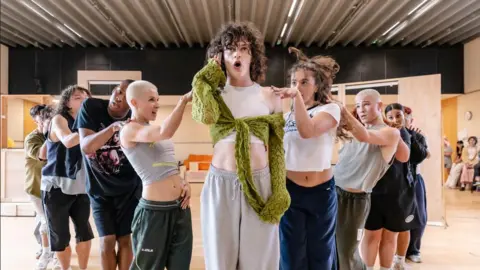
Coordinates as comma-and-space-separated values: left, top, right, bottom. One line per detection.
35, 252, 53, 270
407, 254, 422, 263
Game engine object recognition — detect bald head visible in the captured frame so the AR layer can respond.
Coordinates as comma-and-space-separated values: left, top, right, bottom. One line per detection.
356, 89, 381, 102
126, 80, 158, 108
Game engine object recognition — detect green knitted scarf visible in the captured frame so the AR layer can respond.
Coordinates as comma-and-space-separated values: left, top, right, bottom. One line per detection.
191, 60, 290, 224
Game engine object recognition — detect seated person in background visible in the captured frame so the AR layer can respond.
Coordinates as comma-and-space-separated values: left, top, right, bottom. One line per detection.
460, 136, 479, 191
444, 136, 453, 176
445, 141, 464, 189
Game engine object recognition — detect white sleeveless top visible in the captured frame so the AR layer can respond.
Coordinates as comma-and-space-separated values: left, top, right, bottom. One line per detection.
283, 103, 340, 171
217, 83, 271, 144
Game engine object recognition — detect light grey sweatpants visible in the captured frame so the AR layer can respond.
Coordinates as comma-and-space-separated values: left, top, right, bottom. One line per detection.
201, 165, 279, 270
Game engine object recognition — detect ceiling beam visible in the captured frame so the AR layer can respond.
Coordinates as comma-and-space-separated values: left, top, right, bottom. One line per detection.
133, 0, 170, 47
439, 20, 480, 45
0, 12, 52, 47
87, 0, 137, 47
0, 23, 42, 48
147, 1, 180, 47
283, 0, 308, 47
0, 37, 17, 47
427, 17, 480, 46
326, 0, 372, 48
294, 0, 328, 47
185, 0, 204, 47
306, 0, 344, 47
342, 0, 390, 46
20, 0, 88, 47
37, 0, 106, 47
269, 0, 292, 47
354, 0, 412, 46
389, 1, 457, 46
401, 0, 477, 46
0, 30, 29, 47
1, 1, 72, 46
263, 0, 275, 41
163, 0, 193, 47
201, 0, 215, 39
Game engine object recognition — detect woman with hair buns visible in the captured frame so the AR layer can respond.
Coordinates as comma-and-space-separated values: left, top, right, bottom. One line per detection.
272, 47, 350, 270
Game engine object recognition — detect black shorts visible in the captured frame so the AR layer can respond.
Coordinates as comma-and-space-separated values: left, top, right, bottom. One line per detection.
89, 185, 141, 238
365, 187, 419, 232
42, 188, 94, 252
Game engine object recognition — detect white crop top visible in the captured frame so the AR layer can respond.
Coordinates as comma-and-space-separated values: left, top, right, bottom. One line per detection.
218, 83, 271, 144
283, 103, 341, 171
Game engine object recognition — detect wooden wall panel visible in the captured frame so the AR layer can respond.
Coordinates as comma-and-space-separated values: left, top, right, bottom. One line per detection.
398, 74, 444, 225
23, 100, 38, 138
464, 38, 480, 94
441, 97, 458, 181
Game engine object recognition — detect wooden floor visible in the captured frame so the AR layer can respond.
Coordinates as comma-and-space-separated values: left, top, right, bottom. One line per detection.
1, 186, 480, 270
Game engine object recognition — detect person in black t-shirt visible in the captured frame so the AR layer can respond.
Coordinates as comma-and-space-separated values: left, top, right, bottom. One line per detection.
74, 80, 141, 270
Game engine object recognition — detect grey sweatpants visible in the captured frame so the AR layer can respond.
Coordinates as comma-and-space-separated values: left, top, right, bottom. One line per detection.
201, 165, 279, 270
335, 187, 371, 270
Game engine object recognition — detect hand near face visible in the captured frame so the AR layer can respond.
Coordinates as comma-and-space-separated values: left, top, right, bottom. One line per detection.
271, 86, 299, 99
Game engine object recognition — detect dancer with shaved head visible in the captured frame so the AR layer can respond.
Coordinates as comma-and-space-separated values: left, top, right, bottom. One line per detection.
119, 80, 193, 270
333, 89, 410, 270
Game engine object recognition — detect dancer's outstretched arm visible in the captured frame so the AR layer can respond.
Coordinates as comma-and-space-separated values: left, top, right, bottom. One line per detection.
123, 93, 192, 143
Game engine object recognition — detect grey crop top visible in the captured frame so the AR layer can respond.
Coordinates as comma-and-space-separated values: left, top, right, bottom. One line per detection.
333, 124, 393, 193
122, 138, 179, 186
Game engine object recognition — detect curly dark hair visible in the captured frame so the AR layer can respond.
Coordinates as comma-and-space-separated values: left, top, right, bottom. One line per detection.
206, 21, 267, 83
56, 85, 91, 116
29, 104, 47, 118
40, 105, 55, 121
287, 47, 351, 141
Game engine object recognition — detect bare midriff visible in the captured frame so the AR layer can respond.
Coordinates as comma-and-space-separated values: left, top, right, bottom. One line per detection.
211, 141, 268, 171
287, 169, 333, 188
142, 174, 184, 201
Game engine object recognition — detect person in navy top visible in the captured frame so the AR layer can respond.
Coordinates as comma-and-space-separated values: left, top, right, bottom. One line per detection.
74, 80, 141, 270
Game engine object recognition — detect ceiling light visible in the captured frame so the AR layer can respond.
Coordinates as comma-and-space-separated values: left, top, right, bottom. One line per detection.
63, 24, 82, 38
21, 2, 50, 22
383, 21, 400, 36
280, 23, 288, 38
31, 0, 55, 17
287, 0, 298, 17
408, 0, 428, 15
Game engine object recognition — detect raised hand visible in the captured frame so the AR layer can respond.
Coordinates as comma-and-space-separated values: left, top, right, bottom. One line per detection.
271, 86, 299, 99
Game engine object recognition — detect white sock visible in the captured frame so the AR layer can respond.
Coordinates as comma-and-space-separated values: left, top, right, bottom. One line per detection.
380, 267, 391, 270
42, 247, 50, 254
366, 267, 374, 270
395, 255, 406, 264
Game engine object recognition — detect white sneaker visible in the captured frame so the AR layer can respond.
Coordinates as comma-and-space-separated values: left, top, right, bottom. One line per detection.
51, 257, 62, 270
35, 252, 53, 270
407, 254, 422, 263
393, 261, 410, 270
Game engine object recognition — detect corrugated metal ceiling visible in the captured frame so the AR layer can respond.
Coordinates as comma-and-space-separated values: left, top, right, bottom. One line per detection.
1, 0, 479, 49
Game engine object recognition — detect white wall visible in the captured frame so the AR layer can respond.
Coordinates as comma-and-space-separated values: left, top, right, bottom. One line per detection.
7, 98, 24, 145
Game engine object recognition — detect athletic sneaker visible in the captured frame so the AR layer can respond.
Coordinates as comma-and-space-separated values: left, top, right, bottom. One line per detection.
35, 252, 53, 270
51, 256, 62, 270
35, 248, 42, 260
407, 254, 422, 263
393, 261, 411, 270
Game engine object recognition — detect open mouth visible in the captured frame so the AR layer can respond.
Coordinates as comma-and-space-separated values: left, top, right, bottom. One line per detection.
233, 61, 242, 68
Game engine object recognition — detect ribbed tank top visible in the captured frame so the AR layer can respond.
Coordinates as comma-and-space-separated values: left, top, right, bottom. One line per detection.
333, 123, 392, 193
217, 83, 271, 144
122, 128, 179, 186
